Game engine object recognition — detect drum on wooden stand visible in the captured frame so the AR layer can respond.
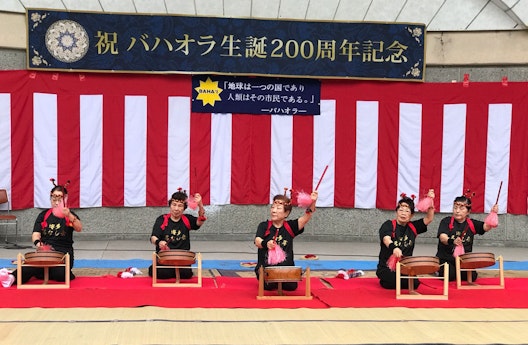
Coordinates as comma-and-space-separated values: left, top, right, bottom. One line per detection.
257, 266, 312, 300
455, 252, 504, 289
396, 256, 448, 300
152, 250, 202, 288
17, 250, 70, 289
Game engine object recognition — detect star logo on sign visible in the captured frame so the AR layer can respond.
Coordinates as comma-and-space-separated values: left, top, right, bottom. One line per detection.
194, 77, 223, 106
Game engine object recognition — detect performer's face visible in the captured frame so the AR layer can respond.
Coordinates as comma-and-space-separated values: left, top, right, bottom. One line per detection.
50, 192, 64, 207
452, 202, 470, 222
270, 201, 290, 221
396, 202, 413, 224
170, 200, 186, 218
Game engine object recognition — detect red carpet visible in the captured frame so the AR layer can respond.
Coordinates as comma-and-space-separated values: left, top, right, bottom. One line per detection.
314, 277, 528, 308
1, 276, 328, 308
2, 276, 527, 308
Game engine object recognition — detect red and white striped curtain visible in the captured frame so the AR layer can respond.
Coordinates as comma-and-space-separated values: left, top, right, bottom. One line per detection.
1, 71, 526, 214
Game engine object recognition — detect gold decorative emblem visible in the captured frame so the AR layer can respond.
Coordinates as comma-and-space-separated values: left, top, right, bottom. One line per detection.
45, 20, 89, 63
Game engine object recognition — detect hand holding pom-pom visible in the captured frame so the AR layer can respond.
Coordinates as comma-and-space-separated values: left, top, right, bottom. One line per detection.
296, 191, 312, 209
187, 197, 198, 210
38, 244, 54, 252
387, 254, 400, 272
453, 244, 465, 257
267, 245, 286, 265
484, 205, 499, 228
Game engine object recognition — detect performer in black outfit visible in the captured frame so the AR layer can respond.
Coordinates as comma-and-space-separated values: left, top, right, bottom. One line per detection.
254, 190, 318, 291
4, 179, 82, 287
436, 193, 498, 281
376, 189, 435, 289
149, 189, 206, 279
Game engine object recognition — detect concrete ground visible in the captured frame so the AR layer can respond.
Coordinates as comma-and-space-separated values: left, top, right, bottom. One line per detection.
1, 239, 527, 277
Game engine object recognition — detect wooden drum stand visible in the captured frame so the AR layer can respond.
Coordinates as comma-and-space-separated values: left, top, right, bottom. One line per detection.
257, 266, 312, 300
17, 251, 70, 289
396, 256, 449, 300
455, 252, 504, 289
152, 250, 202, 287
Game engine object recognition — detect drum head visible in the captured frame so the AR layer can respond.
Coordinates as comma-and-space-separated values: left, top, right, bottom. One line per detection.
158, 250, 196, 266
24, 251, 65, 266
459, 252, 496, 269
399, 256, 439, 275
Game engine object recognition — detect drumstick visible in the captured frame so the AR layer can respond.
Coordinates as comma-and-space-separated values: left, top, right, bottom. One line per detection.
314, 165, 329, 191
495, 181, 503, 205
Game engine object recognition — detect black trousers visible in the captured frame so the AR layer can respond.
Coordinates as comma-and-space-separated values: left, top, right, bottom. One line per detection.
376, 267, 420, 290
148, 265, 193, 279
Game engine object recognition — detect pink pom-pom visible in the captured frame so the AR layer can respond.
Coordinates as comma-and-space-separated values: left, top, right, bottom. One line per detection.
453, 244, 465, 258
187, 197, 198, 210
267, 245, 286, 265
296, 191, 312, 209
484, 211, 499, 228
417, 196, 433, 212
387, 254, 400, 272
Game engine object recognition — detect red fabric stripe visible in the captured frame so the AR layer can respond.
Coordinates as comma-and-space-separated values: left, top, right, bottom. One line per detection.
464, 95, 488, 213
508, 96, 528, 214
420, 100, 443, 206
230, 114, 271, 204
190, 111, 212, 205
146, 93, 168, 206
57, 79, 81, 208
377, 99, 399, 209
328, 82, 357, 207
102, 93, 125, 207
292, 115, 313, 195
10, 73, 34, 209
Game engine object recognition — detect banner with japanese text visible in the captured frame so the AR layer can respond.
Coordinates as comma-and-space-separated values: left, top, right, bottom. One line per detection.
27, 9, 425, 81
192, 75, 321, 115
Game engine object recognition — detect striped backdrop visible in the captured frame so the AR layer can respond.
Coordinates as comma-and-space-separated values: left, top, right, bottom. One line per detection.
0, 71, 526, 214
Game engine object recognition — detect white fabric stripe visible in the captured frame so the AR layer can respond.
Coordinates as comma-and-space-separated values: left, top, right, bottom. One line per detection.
485, 104, 512, 213
33, 93, 58, 208
79, 95, 103, 208
270, 115, 293, 202
397, 103, 422, 203
0, 94, 11, 209
314, 100, 336, 207
167, 97, 191, 199
124, 96, 147, 207
355, 101, 379, 208
210, 113, 232, 205
440, 104, 466, 212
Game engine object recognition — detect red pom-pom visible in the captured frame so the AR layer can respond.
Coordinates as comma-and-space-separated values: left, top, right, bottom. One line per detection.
387, 254, 400, 272
39, 244, 53, 252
